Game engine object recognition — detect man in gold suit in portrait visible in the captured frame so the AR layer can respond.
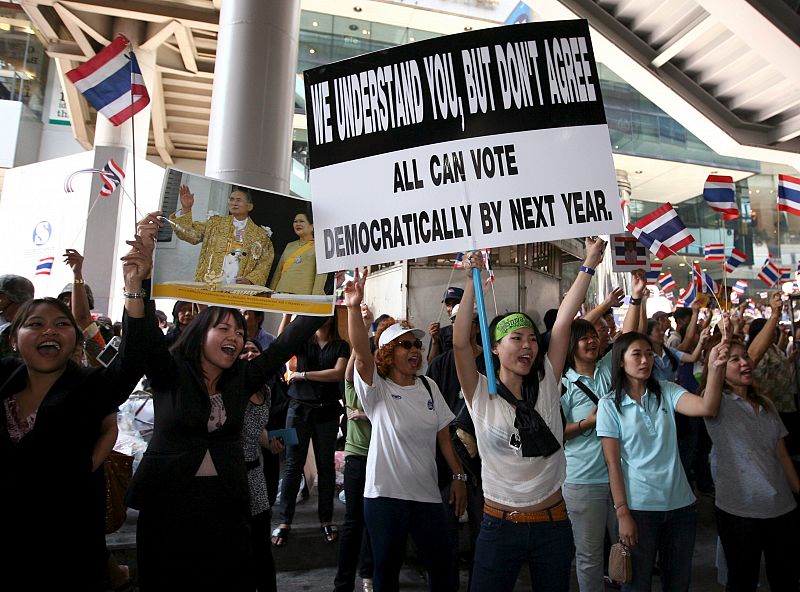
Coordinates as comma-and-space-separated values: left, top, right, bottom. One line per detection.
170, 185, 274, 286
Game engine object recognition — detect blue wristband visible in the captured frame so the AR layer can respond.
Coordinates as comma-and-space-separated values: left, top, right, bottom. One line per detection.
580, 265, 595, 276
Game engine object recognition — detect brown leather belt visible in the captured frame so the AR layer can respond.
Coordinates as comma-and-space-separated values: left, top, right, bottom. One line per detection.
483, 499, 569, 524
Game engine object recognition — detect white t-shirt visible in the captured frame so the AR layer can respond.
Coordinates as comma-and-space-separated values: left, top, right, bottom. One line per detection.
465, 357, 566, 507
354, 366, 454, 503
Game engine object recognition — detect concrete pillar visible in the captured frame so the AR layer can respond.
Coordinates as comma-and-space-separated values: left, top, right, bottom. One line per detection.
205, 0, 300, 192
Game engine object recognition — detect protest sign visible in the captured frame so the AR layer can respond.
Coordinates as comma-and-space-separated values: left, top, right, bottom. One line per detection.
304, 19, 624, 273
152, 169, 335, 316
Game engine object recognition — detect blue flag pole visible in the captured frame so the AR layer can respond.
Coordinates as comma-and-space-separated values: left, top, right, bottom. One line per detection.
473, 267, 497, 397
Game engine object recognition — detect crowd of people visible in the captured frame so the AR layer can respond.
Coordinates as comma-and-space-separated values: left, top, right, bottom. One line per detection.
2, 218, 799, 592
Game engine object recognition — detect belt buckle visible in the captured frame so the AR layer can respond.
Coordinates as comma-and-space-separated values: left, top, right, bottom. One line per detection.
506, 510, 521, 523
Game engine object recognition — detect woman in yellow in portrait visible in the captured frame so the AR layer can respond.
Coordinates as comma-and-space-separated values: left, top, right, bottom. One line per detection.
270, 211, 327, 295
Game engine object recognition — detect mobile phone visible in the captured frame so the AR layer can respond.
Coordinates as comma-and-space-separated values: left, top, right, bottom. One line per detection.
97, 336, 121, 367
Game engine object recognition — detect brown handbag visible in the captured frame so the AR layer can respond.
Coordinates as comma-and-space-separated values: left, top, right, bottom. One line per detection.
104, 450, 133, 534
608, 541, 633, 584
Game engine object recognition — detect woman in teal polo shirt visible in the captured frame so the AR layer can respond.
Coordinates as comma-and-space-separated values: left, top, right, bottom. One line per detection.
596, 329, 729, 591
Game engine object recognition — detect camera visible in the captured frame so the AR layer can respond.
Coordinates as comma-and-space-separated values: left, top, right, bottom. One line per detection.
97, 336, 121, 367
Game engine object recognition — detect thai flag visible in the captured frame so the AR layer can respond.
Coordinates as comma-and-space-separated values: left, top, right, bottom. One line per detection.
35, 256, 54, 276
693, 261, 704, 291
453, 253, 465, 269
703, 174, 739, 220
704, 244, 725, 261
98, 159, 125, 197
678, 282, 697, 307
481, 249, 495, 285
724, 249, 747, 274
646, 262, 662, 284
658, 273, 676, 292
614, 236, 649, 267
732, 280, 748, 295
779, 267, 792, 283
777, 174, 800, 216
758, 259, 781, 287
701, 271, 718, 295
626, 203, 694, 260
66, 34, 150, 126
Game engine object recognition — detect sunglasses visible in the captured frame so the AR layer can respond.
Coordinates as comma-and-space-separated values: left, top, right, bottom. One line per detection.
397, 339, 423, 350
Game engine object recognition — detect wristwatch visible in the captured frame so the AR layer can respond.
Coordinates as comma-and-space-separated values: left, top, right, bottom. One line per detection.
453, 473, 468, 482
629, 297, 642, 305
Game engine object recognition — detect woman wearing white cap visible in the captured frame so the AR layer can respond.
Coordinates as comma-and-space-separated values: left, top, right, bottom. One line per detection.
344, 269, 467, 592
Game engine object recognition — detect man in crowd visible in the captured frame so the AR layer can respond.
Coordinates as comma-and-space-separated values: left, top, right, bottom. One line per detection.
0, 274, 34, 357
427, 286, 463, 363
171, 184, 274, 286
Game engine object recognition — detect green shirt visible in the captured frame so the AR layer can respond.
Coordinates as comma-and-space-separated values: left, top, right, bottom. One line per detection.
345, 380, 371, 456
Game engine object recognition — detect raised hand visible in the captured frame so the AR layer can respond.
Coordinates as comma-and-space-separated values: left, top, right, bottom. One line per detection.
343, 267, 367, 308
630, 270, 646, 298
604, 287, 624, 309
63, 249, 84, 278
769, 292, 783, 316
463, 251, 484, 276
179, 185, 194, 211
361, 303, 374, 329
708, 339, 730, 369
584, 237, 606, 268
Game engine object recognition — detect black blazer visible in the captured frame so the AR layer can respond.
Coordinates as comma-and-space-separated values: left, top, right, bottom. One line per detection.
0, 311, 150, 584
126, 311, 326, 513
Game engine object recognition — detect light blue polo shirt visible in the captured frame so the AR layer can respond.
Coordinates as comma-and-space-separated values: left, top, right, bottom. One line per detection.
596, 381, 695, 511
561, 353, 613, 484
651, 347, 684, 382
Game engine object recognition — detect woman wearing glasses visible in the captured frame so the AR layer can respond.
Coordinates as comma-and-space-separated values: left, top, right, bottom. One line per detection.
344, 269, 467, 592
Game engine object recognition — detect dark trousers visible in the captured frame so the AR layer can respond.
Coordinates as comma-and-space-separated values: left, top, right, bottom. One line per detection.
623, 504, 697, 592
364, 496, 453, 592
440, 480, 484, 591
251, 510, 277, 592
334, 454, 375, 592
262, 446, 281, 508
716, 507, 800, 592
470, 512, 574, 592
278, 400, 339, 524
136, 477, 253, 591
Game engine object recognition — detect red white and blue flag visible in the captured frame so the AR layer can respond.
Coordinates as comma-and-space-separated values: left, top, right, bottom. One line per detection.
732, 280, 748, 295
704, 243, 725, 261
758, 259, 781, 287
779, 267, 792, 283
724, 249, 747, 274
453, 253, 465, 268
777, 174, 800, 216
66, 34, 150, 126
703, 174, 739, 220
678, 282, 697, 307
35, 256, 54, 276
658, 273, 676, 292
626, 203, 694, 260
481, 249, 495, 285
99, 159, 125, 197
646, 262, 662, 283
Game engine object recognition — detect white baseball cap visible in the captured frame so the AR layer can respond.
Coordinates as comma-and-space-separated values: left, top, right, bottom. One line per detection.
378, 322, 426, 349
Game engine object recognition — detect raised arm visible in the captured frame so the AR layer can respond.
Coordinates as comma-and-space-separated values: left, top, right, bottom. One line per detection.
344, 268, 374, 385
678, 327, 709, 363
548, 238, 606, 378
675, 339, 729, 417
454, 253, 481, 403
251, 313, 327, 383
63, 249, 93, 330
584, 287, 623, 324
623, 270, 646, 335
676, 302, 701, 352
748, 292, 782, 367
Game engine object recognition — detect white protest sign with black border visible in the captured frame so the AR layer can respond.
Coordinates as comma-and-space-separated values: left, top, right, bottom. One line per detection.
304, 20, 624, 273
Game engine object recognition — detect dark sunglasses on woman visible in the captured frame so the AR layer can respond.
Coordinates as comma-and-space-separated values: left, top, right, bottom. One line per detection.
397, 339, 423, 350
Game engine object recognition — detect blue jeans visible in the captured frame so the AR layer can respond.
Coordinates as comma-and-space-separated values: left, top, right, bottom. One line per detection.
469, 512, 574, 592
363, 496, 452, 592
563, 483, 618, 592
623, 504, 697, 592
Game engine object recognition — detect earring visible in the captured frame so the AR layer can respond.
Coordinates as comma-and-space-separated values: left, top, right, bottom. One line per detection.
11, 345, 17, 352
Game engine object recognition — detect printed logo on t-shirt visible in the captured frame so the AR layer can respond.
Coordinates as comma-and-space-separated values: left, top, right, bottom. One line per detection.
427, 399, 434, 410
391, 394, 402, 400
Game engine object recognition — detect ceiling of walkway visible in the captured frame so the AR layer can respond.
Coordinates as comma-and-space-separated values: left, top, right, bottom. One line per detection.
18, 0, 800, 182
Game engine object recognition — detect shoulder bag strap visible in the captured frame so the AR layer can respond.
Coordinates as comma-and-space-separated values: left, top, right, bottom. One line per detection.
573, 379, 600, 406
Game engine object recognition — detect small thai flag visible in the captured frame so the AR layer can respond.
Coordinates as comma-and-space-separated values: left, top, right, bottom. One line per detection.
481, 249, 495, 285
724, 249, 747, 274
36, 256, 54, 276
758, 259, 781, 287
777, 174, 800, 216
701, 272, 718, 295
693, 261, 704, 291
626, 203, 694, 260
678, 282, 697, 307
66, 34, 150, 126
704, 244, 725, 261
99, 159, 125, 197
453, 253, 465, 269
658, 273, 676, 292
646, 262, 663, 284
703, 175, 739, 220
780, 267, 792, 283
732, 280, 748, 295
